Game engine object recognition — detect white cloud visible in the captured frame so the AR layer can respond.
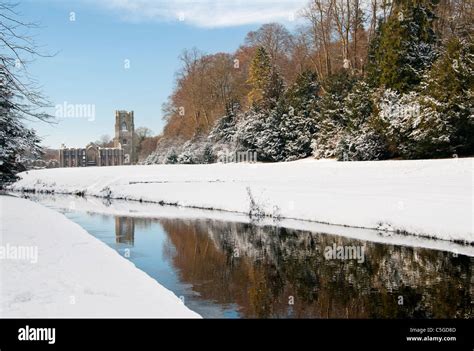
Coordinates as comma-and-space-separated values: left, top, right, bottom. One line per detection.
94, 0, 308, 28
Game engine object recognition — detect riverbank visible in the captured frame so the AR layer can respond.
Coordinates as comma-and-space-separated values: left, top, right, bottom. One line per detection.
9, 158, 474, 244
0, 195, 200, 318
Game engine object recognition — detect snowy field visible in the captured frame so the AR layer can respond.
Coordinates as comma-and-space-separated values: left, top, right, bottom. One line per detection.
0, 195, 200, 318
9, 158, 474, 243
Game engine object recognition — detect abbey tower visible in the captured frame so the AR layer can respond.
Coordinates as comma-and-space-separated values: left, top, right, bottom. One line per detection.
59, 110, 136, 167
114, 110, 136, 165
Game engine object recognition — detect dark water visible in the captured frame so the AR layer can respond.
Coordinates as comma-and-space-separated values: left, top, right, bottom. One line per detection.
30, 197, 473, 318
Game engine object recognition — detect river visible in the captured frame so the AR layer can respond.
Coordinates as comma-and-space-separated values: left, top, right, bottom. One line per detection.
25, 194, 473, 318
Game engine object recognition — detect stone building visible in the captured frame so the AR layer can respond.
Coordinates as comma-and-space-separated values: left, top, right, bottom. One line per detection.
59, 110, 135, 167
114, 110, 136, 164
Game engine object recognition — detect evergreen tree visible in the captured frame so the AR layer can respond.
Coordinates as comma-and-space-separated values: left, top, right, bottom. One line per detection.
247, 46, 284, 110
374, 89, 451, 159
334, 81, 389, 161
234, 109, 267, 158
201, 143, 215, 164
247, 47, 273, 107
0, 67, 42, 185
177, 150, 194, 164
165, 149, 179, 164
342, 81, 374, 131
371, 35, 473, 159
263, 67, 285, 110
280, 71, 320, 161
0, 115, 42, 184
256, 107, 286, 161
280, 110, 317, 161
208, 110, 237, 144
285, 70, 320, 116
422, 36, 474, 156
311, 71, 357, 158
371, 0, 438, 93
336, 126, 389, 161
366, 19, 384, 88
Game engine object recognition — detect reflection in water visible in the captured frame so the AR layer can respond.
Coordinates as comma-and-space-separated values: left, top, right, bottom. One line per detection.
115, 217, 135, 245
90, 214, 472, 318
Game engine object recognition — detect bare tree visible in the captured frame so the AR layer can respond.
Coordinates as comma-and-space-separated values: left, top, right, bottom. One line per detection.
244, 23, 296, 82
332, 0, 352, 68
435, 0, 474, 39
302, 0, 334, 78
244, 23, 293, 62
94, 134, 113, 147
0, 2, 53, 122
368, 0, 378, 41
289, 27, 314, 77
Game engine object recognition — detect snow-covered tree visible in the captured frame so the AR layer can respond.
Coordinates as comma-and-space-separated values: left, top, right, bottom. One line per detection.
255, 107, 286, 161
166, 138, 217, 164
375, 89, 453, 159
208, 110, 238, 144
235, 108, 269, 159
343, 81, 374, 130
165, 148, 179, 164
177, 150, 194, 164
332, 81, 388, 161
336, 126, 389, 161
279, 111, 317, 161
0, 112, 42, 184
275, 70, 319, 161
311, 71, 356, 158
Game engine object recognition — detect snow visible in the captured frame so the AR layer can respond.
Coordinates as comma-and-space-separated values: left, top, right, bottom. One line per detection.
9, 157, 474, 243
0, 195, 201, 318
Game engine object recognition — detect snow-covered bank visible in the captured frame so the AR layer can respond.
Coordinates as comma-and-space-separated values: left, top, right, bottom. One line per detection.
0, 195, 200, 318
9, 158, 474, 243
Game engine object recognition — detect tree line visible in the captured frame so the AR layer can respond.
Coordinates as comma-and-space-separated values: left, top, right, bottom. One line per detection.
146, 0, 473, 164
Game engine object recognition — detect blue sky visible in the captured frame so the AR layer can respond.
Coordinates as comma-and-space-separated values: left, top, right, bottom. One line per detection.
19, 0, 307, 148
